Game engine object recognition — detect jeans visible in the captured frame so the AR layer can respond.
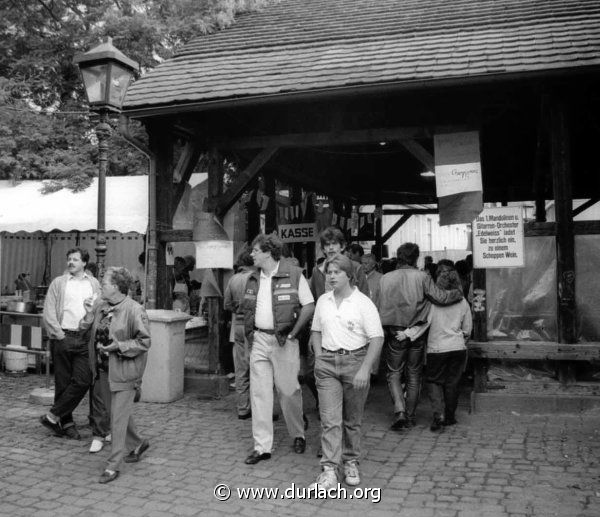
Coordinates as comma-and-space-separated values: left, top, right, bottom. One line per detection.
50, 335, 93, 425
232, 324, 250, 416
384, 329, 426, 419
249, 331, 304, 454
425, 350, 467, 420
89, 369, 111, 438
315, 349, 370, 469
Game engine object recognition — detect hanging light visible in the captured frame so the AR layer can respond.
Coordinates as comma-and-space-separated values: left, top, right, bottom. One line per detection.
193, 212, 233, 269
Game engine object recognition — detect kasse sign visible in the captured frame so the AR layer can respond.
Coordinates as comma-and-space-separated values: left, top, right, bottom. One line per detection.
277, 223, 318, 243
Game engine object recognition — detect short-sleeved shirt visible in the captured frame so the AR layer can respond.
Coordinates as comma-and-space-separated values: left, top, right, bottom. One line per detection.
312, 287, 384, 351
254, 262, 314, 330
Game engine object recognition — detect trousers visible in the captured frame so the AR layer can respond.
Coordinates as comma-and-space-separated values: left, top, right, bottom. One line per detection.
425, 349, 467, 419
249, 331, 304, 454
384, 331, 426, 419
315, 349, 369, 469
89, 369, 111, 438
232, 324, 251, 416
50, 335, 93, 425
106, 388, 143, 471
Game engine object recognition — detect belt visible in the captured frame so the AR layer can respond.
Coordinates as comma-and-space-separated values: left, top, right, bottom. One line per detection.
322, 345, 367, 355
253, 326, 276, 335
62, 329, 81, 336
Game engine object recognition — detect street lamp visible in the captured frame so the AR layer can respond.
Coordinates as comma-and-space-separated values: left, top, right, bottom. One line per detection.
74, 37, 138, 279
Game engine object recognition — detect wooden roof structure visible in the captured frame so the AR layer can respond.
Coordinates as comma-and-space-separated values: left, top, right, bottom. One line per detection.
122, 0, 600, 360
123, 0, 600, 207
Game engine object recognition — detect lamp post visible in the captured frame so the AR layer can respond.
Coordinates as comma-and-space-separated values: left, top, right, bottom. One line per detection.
74, 37, 138, 279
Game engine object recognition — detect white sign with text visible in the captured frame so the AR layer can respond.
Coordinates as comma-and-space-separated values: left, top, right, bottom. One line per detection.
473, 206, 524, 268
434, 131, 482, 197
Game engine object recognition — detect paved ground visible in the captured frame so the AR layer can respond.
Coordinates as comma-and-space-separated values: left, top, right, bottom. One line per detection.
1, 372, 600, 517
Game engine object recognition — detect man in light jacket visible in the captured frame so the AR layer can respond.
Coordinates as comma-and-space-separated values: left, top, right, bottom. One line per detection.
41, 248, 100, 439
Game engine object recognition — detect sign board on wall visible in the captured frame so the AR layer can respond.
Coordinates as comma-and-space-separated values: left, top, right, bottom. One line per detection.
277, 223, 318, 243
473, 207, 524, 268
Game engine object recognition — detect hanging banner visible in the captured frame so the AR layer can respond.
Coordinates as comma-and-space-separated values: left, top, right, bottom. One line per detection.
434, 131, 483, 226
277, 223, 318, 243
472, 206, 524, 268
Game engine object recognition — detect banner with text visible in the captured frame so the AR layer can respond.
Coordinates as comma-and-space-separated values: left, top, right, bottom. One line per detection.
434, 131, 483, 226
473, 206, 524, 268
277, 223, 318, 243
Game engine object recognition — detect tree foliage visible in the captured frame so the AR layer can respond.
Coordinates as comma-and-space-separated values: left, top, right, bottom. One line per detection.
0, 0, 278, 191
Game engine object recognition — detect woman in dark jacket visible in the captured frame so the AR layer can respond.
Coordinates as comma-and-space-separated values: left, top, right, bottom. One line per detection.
81, 267, 151, 484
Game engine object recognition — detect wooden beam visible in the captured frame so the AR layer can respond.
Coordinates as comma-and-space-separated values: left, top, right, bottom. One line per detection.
172, 141, 202, 184
211, 147, 277, 216
468, 341, 600, 361
534, 94, 549, 222
573, 198, 600, 218
574, 221, 600, 235
383, 208, 437, 215
210, 126, 429, 150
524, 221, 555, 237
399, 139, 434, 171
158, 229, 193, 243
382, 214, 411, 243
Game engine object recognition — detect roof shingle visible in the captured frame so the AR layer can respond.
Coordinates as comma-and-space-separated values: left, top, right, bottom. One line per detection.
123, 0, 600, 111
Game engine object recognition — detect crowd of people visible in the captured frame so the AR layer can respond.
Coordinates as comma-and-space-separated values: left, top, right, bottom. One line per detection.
38, 230, 473, 489
224, 227, 474, 490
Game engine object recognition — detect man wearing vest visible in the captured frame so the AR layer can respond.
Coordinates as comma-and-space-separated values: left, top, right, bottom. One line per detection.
242, 234, 315, 465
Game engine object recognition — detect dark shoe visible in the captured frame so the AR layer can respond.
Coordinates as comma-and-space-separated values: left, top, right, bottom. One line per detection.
303, 413, 309, 431
124, 439, 149, 463
40, 415, 63, 437
245, 450, 271, 465
63, 425, 81, 440
430, 416, 444, 432
238, 412, 252, 420
443, 416, 457, 426
391, 412, 408, 431
293, 437, 306, 454
98, 470, 119, 484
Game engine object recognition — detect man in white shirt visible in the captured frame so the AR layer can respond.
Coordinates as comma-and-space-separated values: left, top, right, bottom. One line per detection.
41, 248, 101, 439
310, 253, 384, 489
241, 234, 314, 465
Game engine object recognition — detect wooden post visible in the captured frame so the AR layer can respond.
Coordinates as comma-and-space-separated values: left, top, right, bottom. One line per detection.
534, 94, 549, 223
206, 149, 225, 374
550, 95, 577, 384
375, 203, 383, 259
264, 174, 277, 234
148, 124, 174, 309
471, 267, 488, 392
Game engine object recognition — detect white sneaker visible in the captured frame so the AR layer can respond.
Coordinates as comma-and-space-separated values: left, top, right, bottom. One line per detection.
309, 466, 338, 490
89, 437, 104, 453
105, 434, 111, 443
344, 461, 360, 486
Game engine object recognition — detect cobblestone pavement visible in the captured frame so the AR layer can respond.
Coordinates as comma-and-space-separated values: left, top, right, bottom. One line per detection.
2, 372, 600, 517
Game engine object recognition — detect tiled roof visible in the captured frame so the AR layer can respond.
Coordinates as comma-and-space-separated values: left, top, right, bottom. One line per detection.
123, 0, 600, 111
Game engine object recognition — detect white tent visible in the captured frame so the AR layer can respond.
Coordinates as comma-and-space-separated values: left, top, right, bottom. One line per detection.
0, 176, 149, 233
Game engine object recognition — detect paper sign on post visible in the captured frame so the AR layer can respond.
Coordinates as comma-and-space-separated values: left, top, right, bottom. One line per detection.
473, 206, 524, 268
195, 240, 233, 269
434, 131, 483, 197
